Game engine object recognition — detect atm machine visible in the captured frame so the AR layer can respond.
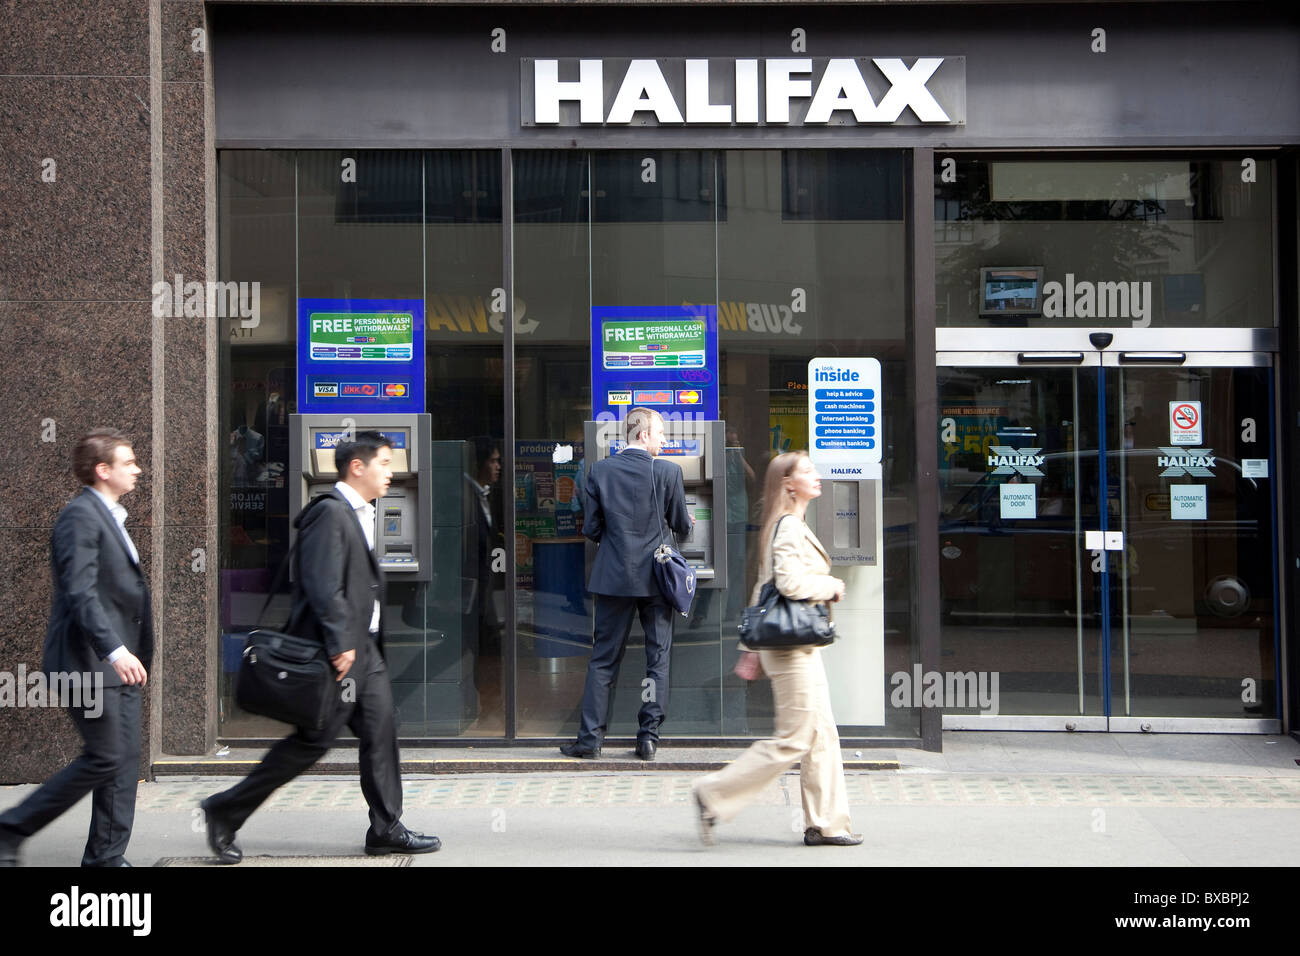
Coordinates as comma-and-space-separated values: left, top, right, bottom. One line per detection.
583, 418, 728, 591
289, 413, 433, 579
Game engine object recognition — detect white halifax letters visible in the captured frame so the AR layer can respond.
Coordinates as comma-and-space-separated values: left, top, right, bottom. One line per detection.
529, 57, 958, 126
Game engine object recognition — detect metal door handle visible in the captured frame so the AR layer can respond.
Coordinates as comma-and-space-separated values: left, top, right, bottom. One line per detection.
1117, 352, 1186, 364
1018, 352, 1085, 365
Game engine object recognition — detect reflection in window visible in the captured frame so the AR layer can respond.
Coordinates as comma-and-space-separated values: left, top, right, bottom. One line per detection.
935, 157, 1273, 328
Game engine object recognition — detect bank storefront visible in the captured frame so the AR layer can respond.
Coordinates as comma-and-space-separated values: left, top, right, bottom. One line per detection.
213, 3, 1298, 748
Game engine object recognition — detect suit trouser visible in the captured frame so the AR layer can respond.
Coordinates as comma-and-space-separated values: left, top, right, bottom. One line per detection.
695, 646, 853, 837
577, 594, 673, 749
0, 683, 142, 866
206, 639, 403, 838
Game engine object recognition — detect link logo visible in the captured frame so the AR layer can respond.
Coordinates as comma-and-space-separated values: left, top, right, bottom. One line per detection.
987, 446, 1045, 477
1157, 447, 1216, 478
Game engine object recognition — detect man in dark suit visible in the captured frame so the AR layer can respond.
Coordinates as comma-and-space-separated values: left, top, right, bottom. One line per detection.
561, 408, 692, 761
0, 429, 152, 867
200, 431, 439, 862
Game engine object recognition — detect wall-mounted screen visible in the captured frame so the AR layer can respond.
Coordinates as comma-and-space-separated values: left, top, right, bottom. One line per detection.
978, 266, 1044, 317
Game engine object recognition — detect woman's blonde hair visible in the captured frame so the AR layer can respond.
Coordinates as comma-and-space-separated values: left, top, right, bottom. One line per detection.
755, 450, 809, 570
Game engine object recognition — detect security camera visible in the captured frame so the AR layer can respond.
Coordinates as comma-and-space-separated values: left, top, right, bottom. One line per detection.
1089, 332, 1114, 350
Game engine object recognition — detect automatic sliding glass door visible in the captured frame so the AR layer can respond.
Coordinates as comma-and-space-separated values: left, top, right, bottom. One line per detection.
1106, 356, 1278, 728
937, 356, 1106, 728
937, 352, 1280, 731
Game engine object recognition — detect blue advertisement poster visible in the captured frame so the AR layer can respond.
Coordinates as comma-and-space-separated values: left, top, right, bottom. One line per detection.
590, 305, 718, 422
297, 297, 425, 414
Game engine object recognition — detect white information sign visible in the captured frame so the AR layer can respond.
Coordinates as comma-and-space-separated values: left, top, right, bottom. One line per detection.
1169, 400, 1203, 445
1241, 458, 1269, 479
808, 357, 882, 480
1170, 484, 1207, 520
999, 482, 1036, 519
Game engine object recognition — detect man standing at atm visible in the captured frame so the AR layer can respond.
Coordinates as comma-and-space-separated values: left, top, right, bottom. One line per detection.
561, 407, 692, 761
200, 431, 439, 861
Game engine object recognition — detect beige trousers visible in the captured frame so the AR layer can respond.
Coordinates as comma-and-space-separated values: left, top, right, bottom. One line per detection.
696, 646, 853, 837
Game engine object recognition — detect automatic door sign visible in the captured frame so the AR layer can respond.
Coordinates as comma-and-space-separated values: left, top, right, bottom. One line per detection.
999, 482, 1036, 519
1169, 400, 1202, 446
1170, 485, 1207, 520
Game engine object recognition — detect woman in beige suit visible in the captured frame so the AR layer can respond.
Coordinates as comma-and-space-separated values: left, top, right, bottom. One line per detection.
692, 451, 863, 847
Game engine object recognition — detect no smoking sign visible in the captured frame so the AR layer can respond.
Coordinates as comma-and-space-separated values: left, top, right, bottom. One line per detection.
1169, 400, 1202, 445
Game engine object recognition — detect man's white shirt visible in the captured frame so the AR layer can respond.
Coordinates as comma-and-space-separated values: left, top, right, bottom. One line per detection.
88, 487, 138, 663
334, 481, 382, 634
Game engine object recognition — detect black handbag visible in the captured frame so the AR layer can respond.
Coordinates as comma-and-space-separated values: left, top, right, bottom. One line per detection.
235, 500, 338, 730
649, 457, 697, 617
737, 516, 836, 648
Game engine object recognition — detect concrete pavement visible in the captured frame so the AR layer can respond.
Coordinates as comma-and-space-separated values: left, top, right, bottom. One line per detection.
2, 732, 1298, 866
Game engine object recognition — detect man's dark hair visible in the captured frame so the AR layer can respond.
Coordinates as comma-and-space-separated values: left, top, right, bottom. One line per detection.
73, 428, 132, 485
472, 435, 500, 472
335, 430, 392, 474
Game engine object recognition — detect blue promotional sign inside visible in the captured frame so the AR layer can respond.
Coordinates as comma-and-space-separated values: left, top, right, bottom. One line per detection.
590, 305, 718, 422
297, 298, 425, 413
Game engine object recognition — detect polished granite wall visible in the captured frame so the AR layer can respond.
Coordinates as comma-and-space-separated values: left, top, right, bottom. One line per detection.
0, 0, 217, 782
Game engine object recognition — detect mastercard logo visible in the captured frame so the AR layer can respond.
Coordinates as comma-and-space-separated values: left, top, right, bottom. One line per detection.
383, 383, 407, 397
676, 390, 701, 405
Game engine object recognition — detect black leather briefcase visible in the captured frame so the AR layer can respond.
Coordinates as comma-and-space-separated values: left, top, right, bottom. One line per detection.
236, 628, 336, 730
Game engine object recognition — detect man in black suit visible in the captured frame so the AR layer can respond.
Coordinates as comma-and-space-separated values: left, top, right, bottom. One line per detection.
561, 408, 692, 761
200, 431, 439, 862
0, 429, 152, 867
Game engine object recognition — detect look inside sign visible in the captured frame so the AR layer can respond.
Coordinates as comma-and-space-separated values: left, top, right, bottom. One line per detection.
808, 357, 881, 480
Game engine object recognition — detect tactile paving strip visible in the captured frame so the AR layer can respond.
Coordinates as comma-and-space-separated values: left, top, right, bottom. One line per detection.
136, 773, 1300, 812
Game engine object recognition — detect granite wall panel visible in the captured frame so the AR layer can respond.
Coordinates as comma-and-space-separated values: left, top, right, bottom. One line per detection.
160, 523, 213, 752
163, 1, 207, 83
0, 0, 149, 76
0, 77, 151, 302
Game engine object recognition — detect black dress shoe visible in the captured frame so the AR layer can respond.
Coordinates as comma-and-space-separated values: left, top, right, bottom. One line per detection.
0, 836, 19, 867
559, 741, 600, 759
636, 739, 656, 760
200, 798, 243, 865
803, 827, 863, 847
365, 826, 441, 855
83, 859, 132, 867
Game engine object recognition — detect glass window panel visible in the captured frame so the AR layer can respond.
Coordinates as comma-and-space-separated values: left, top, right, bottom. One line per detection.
415, 150, 505, 737
219, 149, 503, 739
513, 151, 593, 737
218, 150, 298, 737
936, 157, 1274, 328
717, 149, 917, 738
